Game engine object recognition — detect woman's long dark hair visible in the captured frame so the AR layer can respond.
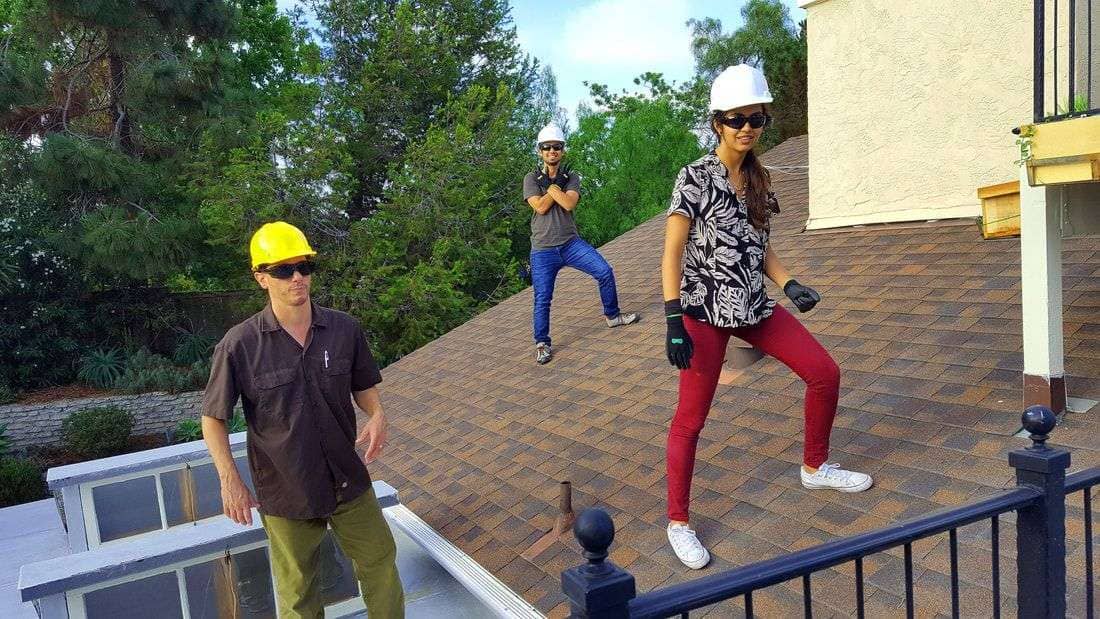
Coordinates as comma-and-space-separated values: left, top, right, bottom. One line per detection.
710, 110, 778, 232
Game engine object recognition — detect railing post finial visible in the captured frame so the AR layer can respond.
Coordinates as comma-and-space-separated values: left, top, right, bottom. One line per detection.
575, 506, 614, 570
1009, 404, 1070, 618
561, 508, 636, 618
1022, 404, 1057, 450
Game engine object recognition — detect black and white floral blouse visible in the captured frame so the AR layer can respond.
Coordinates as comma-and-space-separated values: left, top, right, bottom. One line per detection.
667, 151, 780, 329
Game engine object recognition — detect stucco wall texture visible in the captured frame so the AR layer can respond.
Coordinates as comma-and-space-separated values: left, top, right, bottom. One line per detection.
801, 0, 1034, 229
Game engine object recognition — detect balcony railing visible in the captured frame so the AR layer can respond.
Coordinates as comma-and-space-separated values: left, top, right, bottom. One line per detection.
1035, 0, 1100, 121
561, 406, 1098, 618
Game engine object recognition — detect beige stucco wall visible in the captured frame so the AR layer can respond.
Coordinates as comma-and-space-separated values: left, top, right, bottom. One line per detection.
800, 0, 1034, 229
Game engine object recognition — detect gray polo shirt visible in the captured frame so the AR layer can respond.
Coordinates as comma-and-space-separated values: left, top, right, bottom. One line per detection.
523, 170, 582, 249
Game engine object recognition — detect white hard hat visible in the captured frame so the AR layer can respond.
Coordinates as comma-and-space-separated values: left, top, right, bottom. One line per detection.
536, 123, 565, 147
709, 64, 773, 112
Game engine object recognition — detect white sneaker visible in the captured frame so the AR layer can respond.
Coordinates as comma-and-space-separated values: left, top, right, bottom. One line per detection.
801, 463, 873, 492
667, 523, 710, 569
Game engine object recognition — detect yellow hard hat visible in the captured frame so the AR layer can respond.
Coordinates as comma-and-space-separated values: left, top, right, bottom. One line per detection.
249, 221, 316, 270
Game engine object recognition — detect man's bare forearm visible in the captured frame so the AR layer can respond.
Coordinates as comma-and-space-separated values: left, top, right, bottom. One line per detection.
202, 416, 243, 484
529, 193, 555, 215
547, 186, 579, 211
352, 387, 383, 418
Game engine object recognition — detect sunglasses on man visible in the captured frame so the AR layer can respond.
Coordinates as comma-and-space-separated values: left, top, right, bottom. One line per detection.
260, 261, 317, 279
538, 143, 564, 152
717, 112, 771, 130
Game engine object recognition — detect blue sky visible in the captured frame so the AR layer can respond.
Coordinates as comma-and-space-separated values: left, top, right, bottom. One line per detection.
276, 0, 806, 122
511, 0, 805, 123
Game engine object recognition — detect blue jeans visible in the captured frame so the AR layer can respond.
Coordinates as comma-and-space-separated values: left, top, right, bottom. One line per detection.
530, 236, 620, 346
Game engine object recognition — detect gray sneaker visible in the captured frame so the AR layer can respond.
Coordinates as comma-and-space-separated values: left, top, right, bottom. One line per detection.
535, 342, 552, 365
606, 312, 639, 328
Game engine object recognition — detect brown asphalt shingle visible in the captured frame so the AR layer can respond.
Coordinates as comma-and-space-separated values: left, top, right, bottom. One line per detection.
365, 136, 1100, 616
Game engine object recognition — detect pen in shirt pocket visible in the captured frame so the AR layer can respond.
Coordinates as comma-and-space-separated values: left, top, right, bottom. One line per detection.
324, 350, 329, 369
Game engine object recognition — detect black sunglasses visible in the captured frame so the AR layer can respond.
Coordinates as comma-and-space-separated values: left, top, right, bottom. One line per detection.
539, 143, 563, 152
717, 112, 771, 130
261, 261, 316, 279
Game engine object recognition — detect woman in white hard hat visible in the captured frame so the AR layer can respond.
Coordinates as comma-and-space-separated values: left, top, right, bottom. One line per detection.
660, 64, 872, 569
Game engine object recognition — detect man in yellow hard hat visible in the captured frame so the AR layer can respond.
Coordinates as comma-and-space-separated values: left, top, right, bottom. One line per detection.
201, 221, 404, 618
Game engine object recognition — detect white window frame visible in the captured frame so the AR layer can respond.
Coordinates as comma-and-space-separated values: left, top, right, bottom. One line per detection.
65, 539, 270, 619
64, 537, 366, 619
79, 450, 249, 548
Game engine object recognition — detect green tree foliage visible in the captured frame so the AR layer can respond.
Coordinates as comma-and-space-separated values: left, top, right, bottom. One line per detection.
323, 85, 532, 363
0, 137, 87, 392
0, 423, 10, 457
688, 0, 807, 151
0, 2, 318, 393
569, 75, 703, 247
311, 0, 536, 220
2, 0, 811, 397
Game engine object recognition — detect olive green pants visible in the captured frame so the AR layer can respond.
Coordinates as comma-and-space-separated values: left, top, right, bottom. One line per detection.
261, 487, 404, 618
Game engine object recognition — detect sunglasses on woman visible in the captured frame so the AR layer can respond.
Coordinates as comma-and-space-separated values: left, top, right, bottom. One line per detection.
261, 261, 317, 279
717, 112, 771, 130
539, 143, 564, 152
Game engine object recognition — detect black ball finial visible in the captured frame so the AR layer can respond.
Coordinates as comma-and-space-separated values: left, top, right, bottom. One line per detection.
1022, 405, 1057, 449
574, 508, 615, 565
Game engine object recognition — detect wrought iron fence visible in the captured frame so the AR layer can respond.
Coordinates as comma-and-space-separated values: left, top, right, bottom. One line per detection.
561, 406, 1098, 618
1035, 0, 1100, 121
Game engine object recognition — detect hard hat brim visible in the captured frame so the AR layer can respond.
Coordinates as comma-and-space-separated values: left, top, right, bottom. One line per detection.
253, 250, 317, 272
709, 95, 774, 113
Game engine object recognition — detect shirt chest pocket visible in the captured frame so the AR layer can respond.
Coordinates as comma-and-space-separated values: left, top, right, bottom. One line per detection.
322, 358, 353, 392
253, 367, 298, 418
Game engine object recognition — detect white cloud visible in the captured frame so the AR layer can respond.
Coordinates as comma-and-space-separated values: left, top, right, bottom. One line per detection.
562, 0, 694, 70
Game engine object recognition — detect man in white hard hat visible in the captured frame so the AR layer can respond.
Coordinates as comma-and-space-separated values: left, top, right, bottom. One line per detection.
522, 123, 638, 364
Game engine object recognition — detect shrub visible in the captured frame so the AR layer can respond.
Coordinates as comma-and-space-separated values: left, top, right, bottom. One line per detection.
0, 381, 14, 405
76, 347, 126, 388
173, 332, 215, 366
61, 406, 133, 458
228, 412, 246, 433
114, 349, 210, 394
0, 457, 47, 507
0, 423, 10, 457
173, 418, 202, 443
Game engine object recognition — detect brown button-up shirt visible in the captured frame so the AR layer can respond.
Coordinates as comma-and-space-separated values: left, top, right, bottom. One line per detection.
201, 302, 382, 519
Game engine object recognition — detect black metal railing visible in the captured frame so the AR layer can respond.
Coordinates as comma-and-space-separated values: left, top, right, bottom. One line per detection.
1067, 467, 1100, 617
561, 406, 1099, 618
1035, 0, 1100, 121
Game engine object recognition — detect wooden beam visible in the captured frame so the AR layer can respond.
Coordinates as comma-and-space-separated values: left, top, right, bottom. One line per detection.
1027, 159, 1100, 185
977, 180, 1020, 199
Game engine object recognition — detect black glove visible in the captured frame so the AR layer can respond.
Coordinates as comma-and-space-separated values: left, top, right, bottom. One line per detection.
534, 166, 553, 191
551, 162, 572, 189
665, 299, 693, 370
783, 279, 820, 313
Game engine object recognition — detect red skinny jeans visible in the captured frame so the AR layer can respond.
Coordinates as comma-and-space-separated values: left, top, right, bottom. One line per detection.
667, 306, 840, 522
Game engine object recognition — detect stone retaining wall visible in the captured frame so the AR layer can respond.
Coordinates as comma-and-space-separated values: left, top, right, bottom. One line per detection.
0, 391, 204, 450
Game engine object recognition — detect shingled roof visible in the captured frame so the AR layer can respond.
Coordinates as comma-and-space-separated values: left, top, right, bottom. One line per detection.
368, 135, 1100, 616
